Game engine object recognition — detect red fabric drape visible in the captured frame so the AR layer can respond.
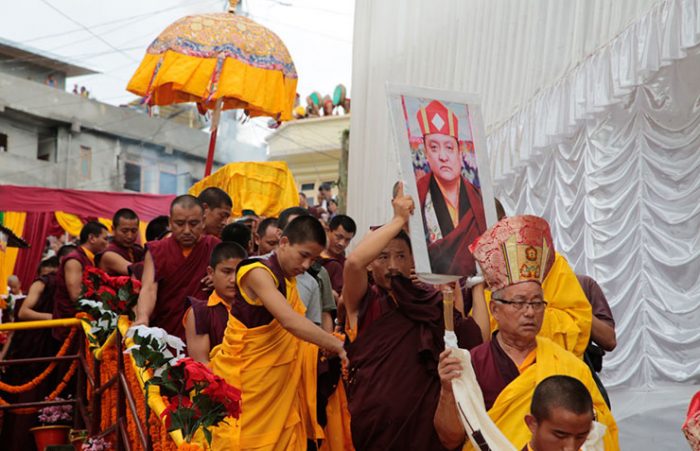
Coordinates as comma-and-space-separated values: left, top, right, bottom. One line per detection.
0, 185, 174, 221
14, 211, 54, 290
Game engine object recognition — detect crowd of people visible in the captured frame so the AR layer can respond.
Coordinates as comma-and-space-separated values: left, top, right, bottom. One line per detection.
0, 180, 621, 451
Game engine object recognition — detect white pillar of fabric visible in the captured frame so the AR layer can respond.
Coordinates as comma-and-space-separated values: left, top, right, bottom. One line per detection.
348, 0, 659, 238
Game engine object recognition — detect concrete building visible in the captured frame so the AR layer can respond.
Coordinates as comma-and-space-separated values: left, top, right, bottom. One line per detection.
0, 38, 220, 194
266, 114, 349, 202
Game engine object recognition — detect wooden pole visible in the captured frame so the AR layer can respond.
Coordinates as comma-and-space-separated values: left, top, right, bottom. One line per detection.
204, 98, 224, 177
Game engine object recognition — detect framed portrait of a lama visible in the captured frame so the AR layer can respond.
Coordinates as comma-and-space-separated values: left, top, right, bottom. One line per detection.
387, 84, 497, 283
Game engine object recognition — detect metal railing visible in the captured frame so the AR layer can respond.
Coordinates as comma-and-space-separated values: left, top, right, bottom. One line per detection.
0, 318, 150, 451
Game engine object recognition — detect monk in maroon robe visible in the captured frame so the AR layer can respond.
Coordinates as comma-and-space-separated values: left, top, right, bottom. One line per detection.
184, 242, 247, 363
343, 184, 488, 450
417, 174, 486, 276
1, 246, 76, 451
414, 100, 487, 277
134, 195, 220, 340
53, 222, 109, 339
319, 215, 356, 294
98, 208, 145, 276
197, 187, 233, 238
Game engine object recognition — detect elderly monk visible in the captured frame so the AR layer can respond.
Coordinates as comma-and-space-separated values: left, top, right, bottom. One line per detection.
98, 208, 144, 276
434, 215, 618, 450
53, 222, 109, 335
210, 216, 345, 451
198, 187, 233, 238
342, 183, 488, 451
415, 100, 487, 276
134, 195, 220, 340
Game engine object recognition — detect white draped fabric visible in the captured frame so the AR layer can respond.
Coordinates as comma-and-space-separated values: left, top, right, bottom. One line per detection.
349, 0, 700, 390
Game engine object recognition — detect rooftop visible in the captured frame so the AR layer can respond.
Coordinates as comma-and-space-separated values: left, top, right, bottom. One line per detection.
0, 36, 98, 77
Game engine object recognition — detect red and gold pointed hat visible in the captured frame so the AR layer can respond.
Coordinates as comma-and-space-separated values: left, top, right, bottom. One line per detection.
469, 215, 555, 292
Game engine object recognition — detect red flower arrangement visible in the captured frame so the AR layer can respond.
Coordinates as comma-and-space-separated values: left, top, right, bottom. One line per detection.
81, 267, 141, 319
154, 358, 241, 444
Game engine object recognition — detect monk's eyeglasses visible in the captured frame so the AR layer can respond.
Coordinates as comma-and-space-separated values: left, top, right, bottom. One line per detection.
492, 298, 548, 311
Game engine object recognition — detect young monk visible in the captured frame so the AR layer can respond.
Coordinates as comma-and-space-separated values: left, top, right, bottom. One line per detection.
210, 215, 345, 451
184, 242, 247, 363
98, 208, 144, 276
53, 221, 109, 338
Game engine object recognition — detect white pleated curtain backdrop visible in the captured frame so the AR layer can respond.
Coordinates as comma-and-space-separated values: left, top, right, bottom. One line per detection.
349, 0, 700, 388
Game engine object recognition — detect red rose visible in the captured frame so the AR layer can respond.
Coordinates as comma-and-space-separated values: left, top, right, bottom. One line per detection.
161, 395, 194, 430
179, 358, 216, 390
113, 276, 131, 287
96, 286, 117, 301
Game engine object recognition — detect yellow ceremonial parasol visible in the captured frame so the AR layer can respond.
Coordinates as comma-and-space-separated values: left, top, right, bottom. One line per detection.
127, 0, 297, 176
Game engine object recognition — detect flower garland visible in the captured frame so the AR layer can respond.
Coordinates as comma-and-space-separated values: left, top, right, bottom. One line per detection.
99, 346, 118, 434
0, 358, 78, 414
0, 326, 77, 393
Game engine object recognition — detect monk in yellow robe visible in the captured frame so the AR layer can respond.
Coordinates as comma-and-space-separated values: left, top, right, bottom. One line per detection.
434, 215, 618, 450
210, 215, 346, 451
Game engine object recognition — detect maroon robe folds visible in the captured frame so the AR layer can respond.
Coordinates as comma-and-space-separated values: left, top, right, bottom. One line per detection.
2, 275, 61, 451
346, 275, 482, 451
147, 235, 220, 340
417, 174, 487, 276
98, 242, 145, 276
186, 296, 229, 349
53, 247, 94, 340
469, 332, 520, 410
320, 254, 345, 293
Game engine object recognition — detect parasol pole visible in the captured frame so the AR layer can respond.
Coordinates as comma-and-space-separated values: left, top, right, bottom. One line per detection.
443, 285, 455, 334
204, 97, 224, 177
443, 283, 492, 451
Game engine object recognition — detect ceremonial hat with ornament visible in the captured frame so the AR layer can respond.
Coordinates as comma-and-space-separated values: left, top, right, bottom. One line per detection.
468, 215, 555, 292
416, 100, 459, 139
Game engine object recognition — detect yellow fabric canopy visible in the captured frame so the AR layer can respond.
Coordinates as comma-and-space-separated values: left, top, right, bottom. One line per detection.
0, 212, 27, 297
189, 161, 299, 218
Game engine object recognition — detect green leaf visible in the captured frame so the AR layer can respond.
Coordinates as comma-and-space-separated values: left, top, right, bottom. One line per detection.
202, 426, 212, 445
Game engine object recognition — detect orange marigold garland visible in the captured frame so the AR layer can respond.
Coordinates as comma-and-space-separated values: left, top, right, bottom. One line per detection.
0, 326, 77, 393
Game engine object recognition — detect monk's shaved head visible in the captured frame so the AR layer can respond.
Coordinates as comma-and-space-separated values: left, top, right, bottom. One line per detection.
170, 195, 203, 215
531, 375, 593, 422
57, 244, 77, 259
210, 242, 248, 268
198, 187, 232, 210
283, 215, 326, 247
113, 208, 139, 227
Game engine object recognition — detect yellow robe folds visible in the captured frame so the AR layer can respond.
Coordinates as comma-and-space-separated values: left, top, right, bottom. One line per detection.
466, 336, 619, 451
488, 253, 592, 358
210, 263, 323, 451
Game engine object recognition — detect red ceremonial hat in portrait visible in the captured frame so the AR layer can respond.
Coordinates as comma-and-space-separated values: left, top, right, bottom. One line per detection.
416, 100, 459, 139
469, 215, 555, 292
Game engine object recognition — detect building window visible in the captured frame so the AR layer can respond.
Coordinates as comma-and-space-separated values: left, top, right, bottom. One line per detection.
301, 183, 315, 191
37, 129, 57, 161
124, 162, 141, 192
159, 171, 177, 194
0, 133, 7, 152
80, 146, 92, 179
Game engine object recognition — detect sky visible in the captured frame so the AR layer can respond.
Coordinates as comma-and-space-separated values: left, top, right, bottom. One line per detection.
0, 0, 354, 152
